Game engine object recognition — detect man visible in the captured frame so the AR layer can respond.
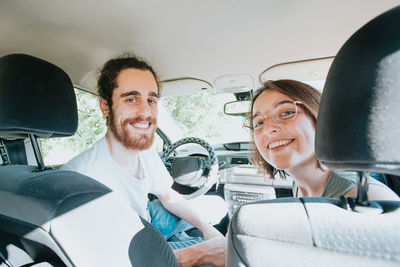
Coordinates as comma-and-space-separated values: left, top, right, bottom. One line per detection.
62, 53, 226, 267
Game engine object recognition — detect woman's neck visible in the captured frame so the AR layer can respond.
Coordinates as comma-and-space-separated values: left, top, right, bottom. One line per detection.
286, 156, 331, 197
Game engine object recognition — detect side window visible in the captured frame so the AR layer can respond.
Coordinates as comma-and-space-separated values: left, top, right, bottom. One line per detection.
153, 133, 165, 154
153, 128, 172, 155
41, 89, 106, 166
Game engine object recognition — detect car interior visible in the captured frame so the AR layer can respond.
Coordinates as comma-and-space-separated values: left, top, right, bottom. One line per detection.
1, 1, 400, 266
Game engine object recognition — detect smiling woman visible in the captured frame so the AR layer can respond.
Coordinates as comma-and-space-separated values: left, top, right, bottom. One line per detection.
247, 79, 399, 200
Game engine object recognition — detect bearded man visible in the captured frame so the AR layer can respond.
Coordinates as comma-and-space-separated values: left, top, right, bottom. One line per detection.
62, 53, 226, 267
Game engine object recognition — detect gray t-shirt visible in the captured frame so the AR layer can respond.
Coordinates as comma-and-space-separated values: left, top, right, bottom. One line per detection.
293, 171, 389, 198
321, 171, 387, 198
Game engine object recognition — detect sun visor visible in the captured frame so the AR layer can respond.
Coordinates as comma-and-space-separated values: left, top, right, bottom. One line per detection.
214, 74, 253, 94
160, 78, 213, 97
259, 57, 334, 91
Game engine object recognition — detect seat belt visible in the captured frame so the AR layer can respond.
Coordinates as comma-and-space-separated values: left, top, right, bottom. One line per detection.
0, 138, 11, 165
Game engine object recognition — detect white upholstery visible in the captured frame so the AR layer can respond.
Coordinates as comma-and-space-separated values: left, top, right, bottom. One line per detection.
227, 199, 400, 267
51, 192, 144, 266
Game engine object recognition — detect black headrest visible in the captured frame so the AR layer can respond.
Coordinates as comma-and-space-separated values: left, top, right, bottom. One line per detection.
316, 6, 400, 175
0, 54, 78, 138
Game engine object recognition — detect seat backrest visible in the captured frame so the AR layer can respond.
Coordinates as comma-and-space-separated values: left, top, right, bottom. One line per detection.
227, 6, 400, 267
227, 198, 400, 267
0, 54, 178, 267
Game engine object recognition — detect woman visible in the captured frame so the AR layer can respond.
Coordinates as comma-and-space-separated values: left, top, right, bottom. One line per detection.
245, 79, 399, 200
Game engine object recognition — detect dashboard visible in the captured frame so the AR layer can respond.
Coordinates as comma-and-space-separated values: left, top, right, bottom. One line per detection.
172, 142, 293, 218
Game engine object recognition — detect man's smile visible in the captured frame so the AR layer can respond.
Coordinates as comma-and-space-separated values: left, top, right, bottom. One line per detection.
131, 121, 151, 129
125, 117, 156, 134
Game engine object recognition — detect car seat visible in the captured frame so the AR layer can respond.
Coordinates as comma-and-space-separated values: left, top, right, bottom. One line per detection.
226, 6, 400, 267
0, 54, 178, 266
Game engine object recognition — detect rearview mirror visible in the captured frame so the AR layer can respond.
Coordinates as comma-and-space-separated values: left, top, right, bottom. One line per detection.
224, 100, 251, 116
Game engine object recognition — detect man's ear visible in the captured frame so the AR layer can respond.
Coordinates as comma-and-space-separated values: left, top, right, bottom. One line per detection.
99, 97, 110, 117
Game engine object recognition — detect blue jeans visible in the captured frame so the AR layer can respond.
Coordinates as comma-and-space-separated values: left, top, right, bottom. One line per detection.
147, 200, 205, 250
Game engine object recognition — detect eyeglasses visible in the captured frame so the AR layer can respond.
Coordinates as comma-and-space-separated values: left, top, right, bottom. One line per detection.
243, 100, 303, 135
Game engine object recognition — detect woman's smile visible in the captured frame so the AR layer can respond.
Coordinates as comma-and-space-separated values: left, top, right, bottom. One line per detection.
267, 138, 294, 150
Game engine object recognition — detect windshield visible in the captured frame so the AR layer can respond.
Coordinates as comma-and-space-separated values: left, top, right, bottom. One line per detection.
159, 78, 326, 145
160, 91, 250, 145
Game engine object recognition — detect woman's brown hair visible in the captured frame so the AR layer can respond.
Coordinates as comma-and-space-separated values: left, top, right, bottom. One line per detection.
249, 79, 322, 179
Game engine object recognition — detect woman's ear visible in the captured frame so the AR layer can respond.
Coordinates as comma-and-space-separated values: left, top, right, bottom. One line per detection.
99, 97, 109, 117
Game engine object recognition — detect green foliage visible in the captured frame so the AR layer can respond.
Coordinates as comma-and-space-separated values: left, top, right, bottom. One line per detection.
160, 91, 244, 144
41, 89, 247, 165
41, 89, 106, 165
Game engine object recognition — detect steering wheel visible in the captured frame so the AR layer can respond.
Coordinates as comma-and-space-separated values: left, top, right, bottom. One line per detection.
162, 137, 219, 199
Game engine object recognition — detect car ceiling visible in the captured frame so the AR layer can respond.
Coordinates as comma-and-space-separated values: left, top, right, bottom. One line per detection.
0, 0, 398, 96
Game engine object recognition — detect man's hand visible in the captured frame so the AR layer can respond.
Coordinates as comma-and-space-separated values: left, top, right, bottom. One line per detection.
158, 190, 227, 266
200, 237, 227, 267
174, 236, 227, 267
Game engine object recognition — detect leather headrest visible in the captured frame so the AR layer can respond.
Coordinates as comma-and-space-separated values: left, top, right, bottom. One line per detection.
316, 6, 400, 175
0, 54, 78, 138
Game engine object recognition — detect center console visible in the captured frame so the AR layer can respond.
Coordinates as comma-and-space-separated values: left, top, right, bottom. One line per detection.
222, 163, 292, 218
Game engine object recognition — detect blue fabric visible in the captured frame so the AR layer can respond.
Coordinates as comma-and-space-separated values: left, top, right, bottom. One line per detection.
147, 200, 204, 250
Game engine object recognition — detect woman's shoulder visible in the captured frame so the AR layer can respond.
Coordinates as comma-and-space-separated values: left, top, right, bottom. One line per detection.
325, 171, 399, 200
329, 171, 358, 184
332, 171, 388, 186
322, 171, 357, 198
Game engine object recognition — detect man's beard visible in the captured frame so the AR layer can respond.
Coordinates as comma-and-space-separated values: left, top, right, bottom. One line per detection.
108, 110, 157, 151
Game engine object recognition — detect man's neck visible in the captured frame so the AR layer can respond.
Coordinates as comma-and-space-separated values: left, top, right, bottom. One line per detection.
105, 130, 140, 170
